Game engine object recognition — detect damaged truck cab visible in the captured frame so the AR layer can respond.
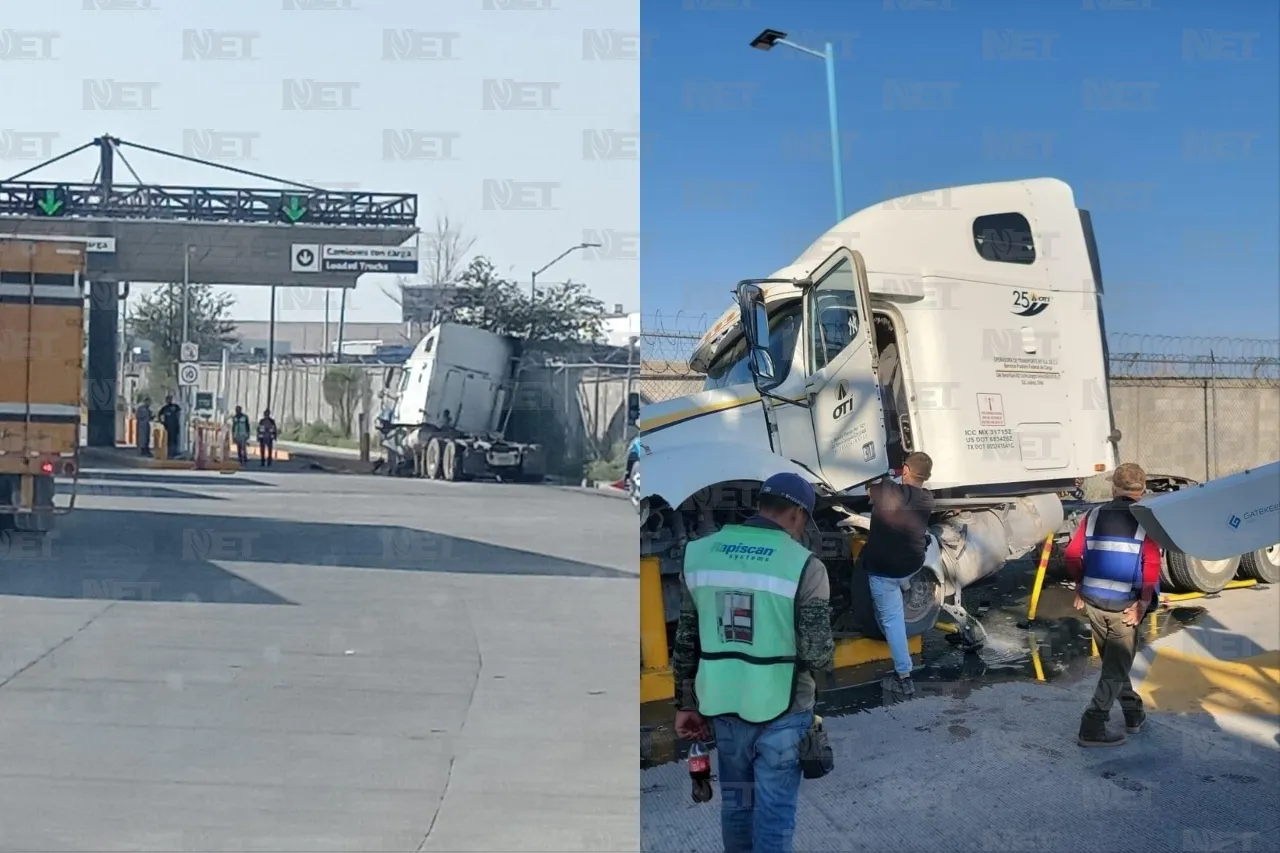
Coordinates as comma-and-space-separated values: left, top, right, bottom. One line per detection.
638, 178, 1119, 648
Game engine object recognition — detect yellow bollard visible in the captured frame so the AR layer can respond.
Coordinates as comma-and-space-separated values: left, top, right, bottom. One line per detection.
1028, 633, 1046, 682
1026, 533, 1055, 621
639, 556, 669, 673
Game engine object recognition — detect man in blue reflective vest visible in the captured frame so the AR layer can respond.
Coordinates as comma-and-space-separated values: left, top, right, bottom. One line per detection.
670, 472, 834, 853
1064, 462, 1161, 747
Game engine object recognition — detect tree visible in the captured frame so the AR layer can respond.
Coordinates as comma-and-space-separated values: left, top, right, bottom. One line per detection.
130, 284, 236, 393
381, 211, 477, 311
449, 256, 605, 344
322, 365, 370, 437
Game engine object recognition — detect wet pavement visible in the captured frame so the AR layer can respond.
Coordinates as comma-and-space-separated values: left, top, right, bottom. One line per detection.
642, 557, 1208, 768
641, 563, 1280, 853
0, 464, 637, 852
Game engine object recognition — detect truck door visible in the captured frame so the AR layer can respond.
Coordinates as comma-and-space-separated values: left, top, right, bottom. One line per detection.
804, 248, 891, 490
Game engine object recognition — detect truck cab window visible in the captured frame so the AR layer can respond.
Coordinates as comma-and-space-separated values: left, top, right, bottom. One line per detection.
809, 259, 860, 371
703, 306, 802, 391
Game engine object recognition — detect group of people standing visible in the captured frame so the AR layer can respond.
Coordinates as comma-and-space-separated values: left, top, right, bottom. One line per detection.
133, 396, 277, 467
670, 455, 1159, 852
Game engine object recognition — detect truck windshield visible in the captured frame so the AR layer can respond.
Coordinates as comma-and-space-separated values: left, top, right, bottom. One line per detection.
703, 306, 802, 391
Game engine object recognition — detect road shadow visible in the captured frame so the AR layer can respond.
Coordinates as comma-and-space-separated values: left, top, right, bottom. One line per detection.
74, 470, 276, 490
57, 481, 228, 501
0, 507, 631, 605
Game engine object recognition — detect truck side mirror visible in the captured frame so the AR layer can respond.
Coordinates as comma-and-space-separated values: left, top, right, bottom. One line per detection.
627, 391, 640, 426
735, 282, 778, 391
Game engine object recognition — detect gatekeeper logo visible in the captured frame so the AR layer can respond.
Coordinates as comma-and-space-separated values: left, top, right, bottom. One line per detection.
1228, 514, 1241, 529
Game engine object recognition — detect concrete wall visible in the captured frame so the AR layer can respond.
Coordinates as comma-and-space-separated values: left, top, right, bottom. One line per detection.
1110, 378, 1280, 480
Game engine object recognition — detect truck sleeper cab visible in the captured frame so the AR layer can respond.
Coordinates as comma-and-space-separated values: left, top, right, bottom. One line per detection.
376, 322, 547, 483
639, 177, 1116, 645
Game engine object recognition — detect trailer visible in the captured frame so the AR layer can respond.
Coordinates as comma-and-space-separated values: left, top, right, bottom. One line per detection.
374, 322, 547, 482
0, 239, 85, 533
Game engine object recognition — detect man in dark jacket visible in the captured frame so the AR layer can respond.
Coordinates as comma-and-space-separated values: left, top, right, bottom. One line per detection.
157, 395, 181, 459
860, 451, 935, 700
1064, 461, 1160, 747
257, 409, 278, 467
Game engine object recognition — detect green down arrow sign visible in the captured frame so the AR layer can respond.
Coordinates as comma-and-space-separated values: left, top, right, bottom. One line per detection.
279, 195, 308, 223
34, 188, 66, 216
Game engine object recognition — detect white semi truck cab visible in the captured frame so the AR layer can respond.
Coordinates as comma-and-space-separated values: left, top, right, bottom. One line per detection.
638, 177, 1120, 647
376, 322, 547, 483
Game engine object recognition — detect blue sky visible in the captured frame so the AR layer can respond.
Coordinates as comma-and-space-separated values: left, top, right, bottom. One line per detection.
640, 0, 1279, 347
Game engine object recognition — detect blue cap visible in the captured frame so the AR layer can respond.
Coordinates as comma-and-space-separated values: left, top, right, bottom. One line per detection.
758, 472, 816, 516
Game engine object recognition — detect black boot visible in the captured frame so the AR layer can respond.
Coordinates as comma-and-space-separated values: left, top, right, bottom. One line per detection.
1078, 712, 1125, 748
1123, 708, 1146, 734
882, 674, 915, 703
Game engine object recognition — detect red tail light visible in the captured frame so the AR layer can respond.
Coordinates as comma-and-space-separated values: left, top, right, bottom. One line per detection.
40, 461, 54, 474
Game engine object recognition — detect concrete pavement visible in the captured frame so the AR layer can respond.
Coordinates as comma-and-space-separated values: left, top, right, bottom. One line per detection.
0, 466, 637, 851
641, 585, 1280, 852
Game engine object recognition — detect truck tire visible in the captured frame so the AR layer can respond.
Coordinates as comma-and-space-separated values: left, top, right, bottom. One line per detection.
847, 559, 942, 641
442, 441, 461, 482
425, 439, 443, 480
1239, 544, 1280, 584
1164, 548, 1240, 594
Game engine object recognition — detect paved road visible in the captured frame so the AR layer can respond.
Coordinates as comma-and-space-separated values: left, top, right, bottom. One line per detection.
0, 466, 637, 852
641, 585, 1280, 852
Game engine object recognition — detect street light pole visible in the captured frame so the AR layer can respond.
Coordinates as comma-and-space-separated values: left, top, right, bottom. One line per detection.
751, 28, 846, 222
528, 241, 603, 338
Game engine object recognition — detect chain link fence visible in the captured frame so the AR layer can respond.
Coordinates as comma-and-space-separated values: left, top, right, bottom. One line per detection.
640, 312, 1280, 480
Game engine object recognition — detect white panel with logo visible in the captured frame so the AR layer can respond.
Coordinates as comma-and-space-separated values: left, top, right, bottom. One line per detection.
804, 248, 891, 490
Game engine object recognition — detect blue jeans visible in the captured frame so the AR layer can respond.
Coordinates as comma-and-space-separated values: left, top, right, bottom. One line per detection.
712, 709, 813, 853
868, 572, 915, 677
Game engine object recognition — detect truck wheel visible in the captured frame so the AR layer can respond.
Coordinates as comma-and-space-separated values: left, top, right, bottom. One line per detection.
847, 560, 943, 640
1164, 548, 1240, 594
1239, 544, 1280, 584
425, 439, 443, 480
442, 441, 460, 482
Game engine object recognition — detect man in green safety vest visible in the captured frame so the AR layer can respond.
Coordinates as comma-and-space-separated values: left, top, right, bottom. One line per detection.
671, 472, 835, 853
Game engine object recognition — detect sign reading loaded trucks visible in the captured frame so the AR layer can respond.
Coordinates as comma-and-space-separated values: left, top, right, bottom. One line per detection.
291, 243, 418, 275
